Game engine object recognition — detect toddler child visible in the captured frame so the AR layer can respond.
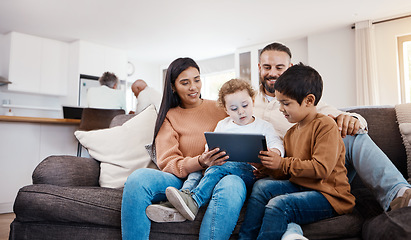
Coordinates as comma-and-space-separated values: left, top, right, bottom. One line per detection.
165, 78, 284, 221
238, 63, 355, 240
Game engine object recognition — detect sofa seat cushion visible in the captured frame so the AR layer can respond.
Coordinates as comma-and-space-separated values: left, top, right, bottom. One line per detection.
14, 184, 123, 227
10, 220, 121, 240
150, 203, 246, 239
302, 209, 364, 239
362, 207, 411, 240
150, 202, 365, 239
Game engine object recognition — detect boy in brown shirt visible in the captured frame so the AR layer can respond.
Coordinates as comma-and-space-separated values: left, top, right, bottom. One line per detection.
239, 63, 355, 240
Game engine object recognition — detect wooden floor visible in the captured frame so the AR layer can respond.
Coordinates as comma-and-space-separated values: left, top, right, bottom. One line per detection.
0, 213, 14, 240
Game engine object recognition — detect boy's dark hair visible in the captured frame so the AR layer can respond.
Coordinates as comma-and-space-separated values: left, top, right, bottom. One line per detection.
274, 63, 323, 106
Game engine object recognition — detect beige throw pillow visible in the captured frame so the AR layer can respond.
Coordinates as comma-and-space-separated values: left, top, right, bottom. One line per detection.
399, 123, 411, 183
75, 105, 157, 188
399, 123, 411, 143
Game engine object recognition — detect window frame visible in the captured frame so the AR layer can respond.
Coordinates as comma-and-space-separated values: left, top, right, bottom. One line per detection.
397, 34, 411, 103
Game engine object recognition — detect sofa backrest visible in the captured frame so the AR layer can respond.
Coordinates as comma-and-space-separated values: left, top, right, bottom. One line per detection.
344, 106, 408, 179
109, 114, 137, 128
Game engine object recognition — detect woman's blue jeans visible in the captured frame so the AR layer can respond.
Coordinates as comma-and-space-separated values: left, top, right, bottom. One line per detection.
121, 168, 247, 240
238, 179, 334, 240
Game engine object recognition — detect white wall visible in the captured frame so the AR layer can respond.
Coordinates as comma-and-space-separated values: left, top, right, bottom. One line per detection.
374, 17, 411, 105
283, 37, 309, 64
307, 27, 356, 108
0, 34, 4, 77
197, 54, 235, 75
127, 58, 161, 90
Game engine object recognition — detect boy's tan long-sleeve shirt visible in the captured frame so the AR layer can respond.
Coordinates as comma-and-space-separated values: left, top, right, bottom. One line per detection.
280, 113, 355, 214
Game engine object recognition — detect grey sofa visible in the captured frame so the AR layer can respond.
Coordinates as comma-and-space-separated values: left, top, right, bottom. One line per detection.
9, 106, 411, 240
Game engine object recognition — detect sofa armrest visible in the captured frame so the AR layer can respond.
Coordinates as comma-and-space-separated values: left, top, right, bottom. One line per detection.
32, 155, 100, 187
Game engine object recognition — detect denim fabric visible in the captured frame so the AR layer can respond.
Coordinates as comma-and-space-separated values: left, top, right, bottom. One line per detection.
199, 174, 247, 240
121, 168, 247, 240
343, 134, 411, 210
191, 162, 255, 207
182, 170, 203, 190
239, 179, 334, 240
121, 168, 183, 240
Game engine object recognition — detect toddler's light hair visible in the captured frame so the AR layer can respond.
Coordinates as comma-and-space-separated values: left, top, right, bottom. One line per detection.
217, 79, 255, 108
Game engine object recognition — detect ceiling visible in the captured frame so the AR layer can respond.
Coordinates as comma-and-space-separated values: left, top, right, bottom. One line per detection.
1, 0, 411, 65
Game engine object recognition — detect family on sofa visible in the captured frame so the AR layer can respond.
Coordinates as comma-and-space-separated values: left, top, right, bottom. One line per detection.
120, 42, 411, 240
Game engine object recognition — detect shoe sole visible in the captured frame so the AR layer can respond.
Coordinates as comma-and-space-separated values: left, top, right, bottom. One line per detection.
146, 204, 186, 223
166, 187, 196, 221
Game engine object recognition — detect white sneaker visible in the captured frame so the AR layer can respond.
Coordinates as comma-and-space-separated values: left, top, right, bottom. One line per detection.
282, 233, 309, 240
146, 201, 186, 223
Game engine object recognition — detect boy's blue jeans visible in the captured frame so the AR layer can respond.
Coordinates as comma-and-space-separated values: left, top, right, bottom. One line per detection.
192, 161, 256, 207
238, 133, 411, 238
121, 168, 247, 240
238, 179, 335, 240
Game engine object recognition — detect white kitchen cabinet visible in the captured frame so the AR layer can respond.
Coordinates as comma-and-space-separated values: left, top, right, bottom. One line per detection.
5, 32, 69, 96
40, 38, 69, 95
78, 40, 127, 80
78, 41, 106, 78
7, 32, 42, 93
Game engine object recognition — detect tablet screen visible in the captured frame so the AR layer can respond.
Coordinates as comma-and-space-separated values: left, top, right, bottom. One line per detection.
204, 132, 267, 163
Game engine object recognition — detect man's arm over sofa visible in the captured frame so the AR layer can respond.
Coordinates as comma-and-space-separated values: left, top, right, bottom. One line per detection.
32, 155, 100, 187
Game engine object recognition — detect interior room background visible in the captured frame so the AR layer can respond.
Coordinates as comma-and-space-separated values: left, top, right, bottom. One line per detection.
0, 16, 410, 117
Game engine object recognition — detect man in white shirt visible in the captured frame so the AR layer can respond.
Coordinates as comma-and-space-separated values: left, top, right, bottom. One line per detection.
131, 79, 162, 114
87, 72, 126, 110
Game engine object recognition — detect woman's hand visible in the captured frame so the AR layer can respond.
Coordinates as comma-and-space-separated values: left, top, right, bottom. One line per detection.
198, 148, 228, 168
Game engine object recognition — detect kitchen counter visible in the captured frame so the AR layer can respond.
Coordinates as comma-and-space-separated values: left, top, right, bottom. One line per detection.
0, 115, 81, 125
0, 115, 80, 213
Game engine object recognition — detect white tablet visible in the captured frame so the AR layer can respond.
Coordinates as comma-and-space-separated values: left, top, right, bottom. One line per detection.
204, 132, 267, 163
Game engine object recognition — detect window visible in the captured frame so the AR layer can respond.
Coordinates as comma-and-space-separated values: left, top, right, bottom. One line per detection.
201, 70, 236, 100
398, 35, 411, 103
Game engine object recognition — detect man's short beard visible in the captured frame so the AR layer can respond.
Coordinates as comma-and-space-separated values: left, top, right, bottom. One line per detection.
263, 82, 276, 93
261, 76, 276, 93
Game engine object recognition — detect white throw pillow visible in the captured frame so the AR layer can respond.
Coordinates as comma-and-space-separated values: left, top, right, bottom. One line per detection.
75, 105, 157, 188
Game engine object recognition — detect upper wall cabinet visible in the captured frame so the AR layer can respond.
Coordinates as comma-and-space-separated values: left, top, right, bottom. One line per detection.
4, 32, 68, 96
77, 41, 127, 80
